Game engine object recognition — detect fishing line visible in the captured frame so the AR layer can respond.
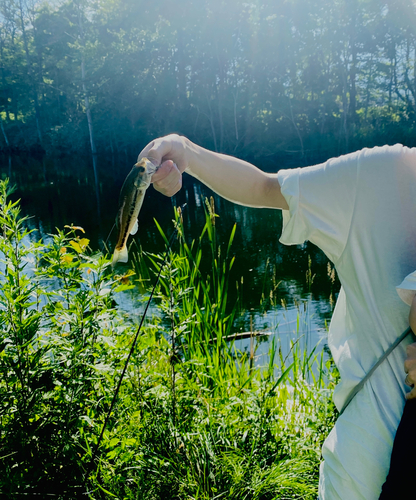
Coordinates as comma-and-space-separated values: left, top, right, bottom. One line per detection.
103, 222, 115, 250
83, 203, 187, 483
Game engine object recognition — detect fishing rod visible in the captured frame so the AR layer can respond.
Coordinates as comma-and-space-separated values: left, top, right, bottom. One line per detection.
83, 203, 187, 483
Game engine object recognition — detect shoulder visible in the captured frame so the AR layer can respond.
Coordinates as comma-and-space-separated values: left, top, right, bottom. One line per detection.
354, 144, 416, 182
278, 144, 415, 190
324, 144, 413, 170
359, 143, 415, 163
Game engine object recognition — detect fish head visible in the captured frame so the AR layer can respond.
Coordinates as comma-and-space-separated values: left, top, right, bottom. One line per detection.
118, 157, 156, 211
125, 160, 150, 190
134, 157, 158, 177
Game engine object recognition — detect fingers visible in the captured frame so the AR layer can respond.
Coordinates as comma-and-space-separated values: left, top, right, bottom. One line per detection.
404, 361, 416, 378
404, 372, 416, 395
404, 359, 413, 375
404, 365, 416, 386
138, 139, 166, 167
152, 160, 177, 183
138, 134, 188, 172
138, 134, 188, 197
406, 386, 416, 400
404, 342, 416, 397
404, 343, 416, 372
152, 160, 182, 197
406, 342, 416, 358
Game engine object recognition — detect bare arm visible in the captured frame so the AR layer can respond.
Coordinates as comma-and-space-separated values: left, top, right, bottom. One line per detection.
138, 134, 289, 210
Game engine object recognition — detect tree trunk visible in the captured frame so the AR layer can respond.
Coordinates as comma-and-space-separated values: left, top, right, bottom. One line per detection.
215, 41, 224, 152
0, 118, 9, 147
349, 44, 357, 124
81, 58, 97, 157
233, 90, 239, 143
341, 58, 349, 153
0, 26, 10, 123
414, 43, 416, 112
81, 56, 100, 219
18, 0, 42, 146
388, 56, 393, 107
216, 85, 224, 152
289, 99, 305, 164
176, 27, 187, 109
76, 1, 100, 223
206, 95, 218, 152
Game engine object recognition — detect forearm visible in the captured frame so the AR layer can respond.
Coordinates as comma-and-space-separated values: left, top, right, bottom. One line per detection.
140, 134, 289, 209
185, 139, 288, 210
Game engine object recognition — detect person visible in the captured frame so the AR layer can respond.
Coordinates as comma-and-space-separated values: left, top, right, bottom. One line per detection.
378, 275, 416, 499
139, 134, 416, 500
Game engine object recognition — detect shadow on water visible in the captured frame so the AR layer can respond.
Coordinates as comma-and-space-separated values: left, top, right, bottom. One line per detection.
0, 153, 339, 360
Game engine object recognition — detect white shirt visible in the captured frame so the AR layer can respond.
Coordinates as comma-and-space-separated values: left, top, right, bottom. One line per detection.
277, 144, 416, 500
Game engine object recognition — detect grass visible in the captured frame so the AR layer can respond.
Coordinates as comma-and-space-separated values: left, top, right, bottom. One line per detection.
0, 183, 338, 499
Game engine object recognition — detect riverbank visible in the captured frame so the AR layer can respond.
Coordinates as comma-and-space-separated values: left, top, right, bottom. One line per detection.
0, 183, 338, 498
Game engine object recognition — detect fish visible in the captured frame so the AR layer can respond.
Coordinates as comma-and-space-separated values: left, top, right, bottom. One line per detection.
112, 157, 157, 266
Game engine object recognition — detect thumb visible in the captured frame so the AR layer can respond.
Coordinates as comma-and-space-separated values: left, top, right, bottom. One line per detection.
138, 138, 173, 167
406, 387, 416, 400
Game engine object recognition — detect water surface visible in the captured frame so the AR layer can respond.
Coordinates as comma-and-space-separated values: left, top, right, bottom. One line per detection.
0, 153, 338, 361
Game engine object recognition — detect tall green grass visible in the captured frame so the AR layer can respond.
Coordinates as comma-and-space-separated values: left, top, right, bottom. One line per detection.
125, 198, 339, 500
0, 183, 338, 499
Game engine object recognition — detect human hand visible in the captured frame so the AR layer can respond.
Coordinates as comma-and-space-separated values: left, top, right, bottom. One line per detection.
404, 342, 416, 399
138, 134, 189, 197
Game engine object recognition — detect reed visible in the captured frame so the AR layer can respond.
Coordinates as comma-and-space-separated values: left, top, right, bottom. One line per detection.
124, 198, 339, 500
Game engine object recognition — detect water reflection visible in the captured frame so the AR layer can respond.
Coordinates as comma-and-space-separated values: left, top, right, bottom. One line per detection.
0, 154, 339, 360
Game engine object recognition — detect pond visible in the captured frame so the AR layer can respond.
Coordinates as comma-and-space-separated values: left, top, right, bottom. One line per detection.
0, 153, 339, 363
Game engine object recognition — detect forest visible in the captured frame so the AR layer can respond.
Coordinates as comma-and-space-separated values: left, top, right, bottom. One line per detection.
0, 0, 416, 170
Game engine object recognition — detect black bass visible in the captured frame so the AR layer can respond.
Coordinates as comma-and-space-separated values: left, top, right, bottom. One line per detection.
112, 157, 157, 266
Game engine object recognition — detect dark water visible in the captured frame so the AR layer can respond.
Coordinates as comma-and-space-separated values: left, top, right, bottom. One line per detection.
1, 153, 338, 360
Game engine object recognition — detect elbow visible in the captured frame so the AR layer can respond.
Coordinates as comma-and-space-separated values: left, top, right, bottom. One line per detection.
262, 175, 289, 210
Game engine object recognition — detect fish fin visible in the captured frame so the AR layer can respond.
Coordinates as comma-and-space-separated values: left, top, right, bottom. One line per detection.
130, 219, 138, 235
112, 246, 129, 267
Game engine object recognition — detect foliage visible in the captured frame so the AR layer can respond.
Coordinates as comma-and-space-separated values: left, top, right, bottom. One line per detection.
0, 183, 338, 498
0, 179, 135, 496
0, 0, 416, 165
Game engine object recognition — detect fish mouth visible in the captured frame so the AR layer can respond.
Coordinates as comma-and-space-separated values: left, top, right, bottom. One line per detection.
143, 157, 159, 175
133, 157, 158, 176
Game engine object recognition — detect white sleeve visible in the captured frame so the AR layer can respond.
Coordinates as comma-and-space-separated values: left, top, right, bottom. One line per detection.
277, 151, 359, 263
396, 271, 416, 306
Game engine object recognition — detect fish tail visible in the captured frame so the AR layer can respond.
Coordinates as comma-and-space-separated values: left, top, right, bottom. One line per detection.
112, 246, 129, 267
